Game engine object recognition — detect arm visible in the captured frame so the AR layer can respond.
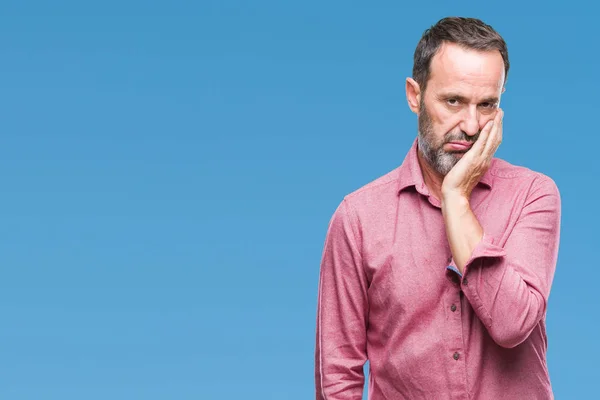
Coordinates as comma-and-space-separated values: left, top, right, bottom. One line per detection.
442, 193, 483, 275
443, 176, 561, 348
315, 199, 368, 400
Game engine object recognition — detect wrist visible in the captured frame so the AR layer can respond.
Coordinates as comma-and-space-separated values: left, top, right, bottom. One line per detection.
441, 191, 469, 209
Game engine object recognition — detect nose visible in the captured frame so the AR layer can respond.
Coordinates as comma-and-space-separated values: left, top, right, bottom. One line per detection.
459, 106, 481, 137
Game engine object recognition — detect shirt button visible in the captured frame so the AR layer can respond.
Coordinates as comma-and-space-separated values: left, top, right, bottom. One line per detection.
462, 277, 468, 285
450, 304, 457, 312
453, 352, 460, 360
447, 256, 452, 263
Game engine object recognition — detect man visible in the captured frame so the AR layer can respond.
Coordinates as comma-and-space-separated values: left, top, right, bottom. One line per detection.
315, 17, 561, 400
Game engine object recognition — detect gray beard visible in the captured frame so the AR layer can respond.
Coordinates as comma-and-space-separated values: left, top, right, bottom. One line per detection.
417, 133, 460, 176
417, 102, 478, 176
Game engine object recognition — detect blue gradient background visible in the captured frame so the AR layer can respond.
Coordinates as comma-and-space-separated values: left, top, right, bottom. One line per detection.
1, 1, 597, 399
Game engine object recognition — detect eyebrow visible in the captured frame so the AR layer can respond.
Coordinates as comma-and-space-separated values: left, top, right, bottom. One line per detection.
439, 93, 499, 104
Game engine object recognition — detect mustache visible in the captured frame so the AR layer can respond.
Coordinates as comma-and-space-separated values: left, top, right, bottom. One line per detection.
444, 131, 480, 143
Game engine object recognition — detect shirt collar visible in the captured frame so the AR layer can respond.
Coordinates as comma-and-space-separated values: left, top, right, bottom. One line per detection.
397, 137, 493, 195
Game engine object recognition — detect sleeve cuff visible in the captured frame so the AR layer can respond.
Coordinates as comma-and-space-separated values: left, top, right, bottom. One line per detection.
447, 233, 507, 279
446, 264, 463, 277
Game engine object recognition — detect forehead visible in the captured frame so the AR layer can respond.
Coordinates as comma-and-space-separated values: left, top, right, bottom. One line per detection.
427, 42, 505, 96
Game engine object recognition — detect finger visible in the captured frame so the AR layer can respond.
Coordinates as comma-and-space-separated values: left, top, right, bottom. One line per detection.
483, 108, 503, 158
473, 115, 496, 155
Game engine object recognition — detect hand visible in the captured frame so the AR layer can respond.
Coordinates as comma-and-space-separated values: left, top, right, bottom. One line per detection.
441, 108, 503, 200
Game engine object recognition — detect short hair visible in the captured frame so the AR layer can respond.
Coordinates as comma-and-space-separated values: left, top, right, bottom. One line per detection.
413, 17, 509, 92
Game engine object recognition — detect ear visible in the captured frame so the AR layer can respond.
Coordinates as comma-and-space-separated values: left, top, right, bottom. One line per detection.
498, 86, 506, 108
406, 77, 421, 114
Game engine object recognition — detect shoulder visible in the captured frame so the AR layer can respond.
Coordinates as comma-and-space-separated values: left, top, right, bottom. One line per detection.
324, 166, 402, 251
490, 157, 560, 198
342, 166, 401, 212
326, 165, 401, 232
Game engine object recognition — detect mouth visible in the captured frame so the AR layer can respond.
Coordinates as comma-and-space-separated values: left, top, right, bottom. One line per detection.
445, 141, 473, 152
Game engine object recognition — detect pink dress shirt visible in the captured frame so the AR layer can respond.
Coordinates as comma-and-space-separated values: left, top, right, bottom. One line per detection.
315, 138, 561, 399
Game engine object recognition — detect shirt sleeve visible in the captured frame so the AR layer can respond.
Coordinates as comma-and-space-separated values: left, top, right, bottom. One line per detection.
315, 198, 368, 400
459, 175, 561, 348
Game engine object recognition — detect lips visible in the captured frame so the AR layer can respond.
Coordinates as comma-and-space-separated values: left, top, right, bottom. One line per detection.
446, 141, 473, 151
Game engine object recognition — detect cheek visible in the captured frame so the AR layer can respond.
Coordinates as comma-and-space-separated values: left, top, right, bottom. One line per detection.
430, 111, 460, 138
424, 101, 461, 140
437, 113, 464, 136
426, 103, 450, 126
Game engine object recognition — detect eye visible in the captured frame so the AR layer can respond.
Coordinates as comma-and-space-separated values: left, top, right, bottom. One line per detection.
480, 102, 497, 109
446, 98, 459, 106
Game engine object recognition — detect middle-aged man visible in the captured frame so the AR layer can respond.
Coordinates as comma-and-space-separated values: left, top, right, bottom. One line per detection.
315, 17, 561, 400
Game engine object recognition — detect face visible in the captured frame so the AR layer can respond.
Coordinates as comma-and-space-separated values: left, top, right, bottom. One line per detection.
413, 42, 505, 176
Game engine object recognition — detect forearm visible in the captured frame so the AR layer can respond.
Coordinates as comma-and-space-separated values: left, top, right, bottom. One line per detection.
441, 193, 483, 275
440, 177, 561, 348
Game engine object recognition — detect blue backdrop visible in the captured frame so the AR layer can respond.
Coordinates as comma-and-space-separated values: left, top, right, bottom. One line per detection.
1, 1, 597, 398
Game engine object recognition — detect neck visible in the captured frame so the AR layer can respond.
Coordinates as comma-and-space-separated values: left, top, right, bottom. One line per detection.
416, 149, 445, 201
